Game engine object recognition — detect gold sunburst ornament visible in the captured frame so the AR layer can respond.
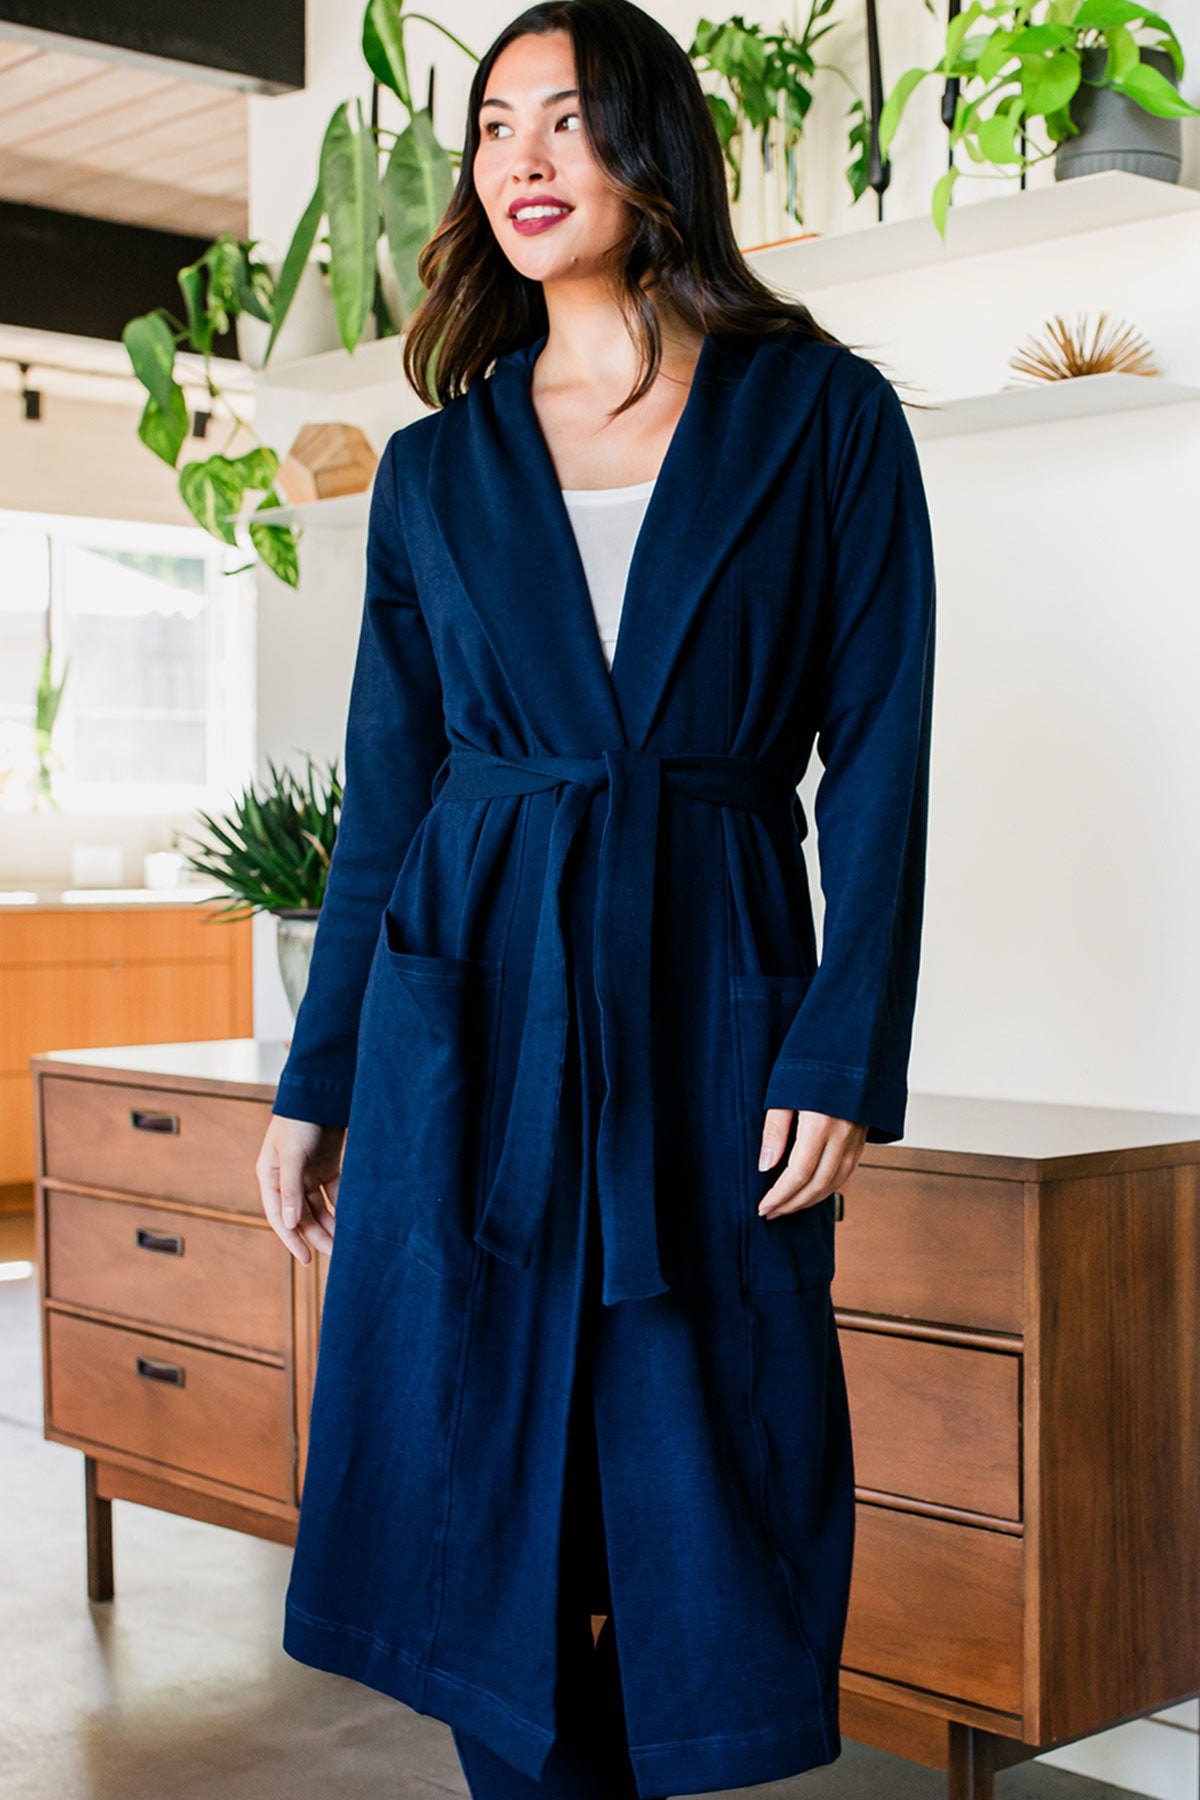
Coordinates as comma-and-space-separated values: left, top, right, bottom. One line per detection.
1006, 312, 1160, 387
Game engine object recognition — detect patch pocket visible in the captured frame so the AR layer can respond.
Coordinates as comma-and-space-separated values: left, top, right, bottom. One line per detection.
342, 910, 502, 1281
731, 970, 837, 1293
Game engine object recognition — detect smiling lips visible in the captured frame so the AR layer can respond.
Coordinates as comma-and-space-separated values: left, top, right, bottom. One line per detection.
509, 196, 573, 235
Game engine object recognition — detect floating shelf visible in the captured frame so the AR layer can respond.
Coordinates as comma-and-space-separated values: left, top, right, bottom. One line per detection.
747, 169, 1200, 294
907, 371, 1200, 440
228, 492, 371, 529
255, 333, 410, 394
254, 174, 1200, 397
229, 373, 1199, 526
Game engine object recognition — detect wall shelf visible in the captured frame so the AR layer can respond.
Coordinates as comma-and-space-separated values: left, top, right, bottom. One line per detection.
231, 370, 1200, 526
746, 169, 1200, 294
255, 333, 409, 394
907, 371, 1200, 440
229, 492, 370, 529
252, 174, 1198, 397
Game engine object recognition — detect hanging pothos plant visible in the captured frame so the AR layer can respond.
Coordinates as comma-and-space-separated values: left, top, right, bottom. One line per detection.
123, 235, 300, 587
122, 2, 478, 586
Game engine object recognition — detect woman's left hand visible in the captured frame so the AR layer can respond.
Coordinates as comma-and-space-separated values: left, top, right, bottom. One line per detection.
757, 1110, 868, 1217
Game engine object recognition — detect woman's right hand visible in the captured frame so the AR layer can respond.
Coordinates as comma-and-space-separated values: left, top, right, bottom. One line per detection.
256, 1115, 344, 1265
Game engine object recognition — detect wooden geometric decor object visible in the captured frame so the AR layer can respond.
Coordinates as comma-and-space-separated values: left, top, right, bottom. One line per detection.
278, 423, 379, 504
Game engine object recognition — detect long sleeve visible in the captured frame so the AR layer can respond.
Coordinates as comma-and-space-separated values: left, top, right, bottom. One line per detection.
271, 433, 450, 1127
763, 369, 936, 1143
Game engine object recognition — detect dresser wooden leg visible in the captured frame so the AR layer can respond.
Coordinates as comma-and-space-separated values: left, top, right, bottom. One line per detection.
947, 1722, 995, 1800
84, 1456, 114, 1601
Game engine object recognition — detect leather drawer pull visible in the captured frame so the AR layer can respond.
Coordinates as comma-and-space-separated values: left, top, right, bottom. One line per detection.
129, 1109, 180, 1135
136, 1355, 185, 1386
135, 1227, 184, 1256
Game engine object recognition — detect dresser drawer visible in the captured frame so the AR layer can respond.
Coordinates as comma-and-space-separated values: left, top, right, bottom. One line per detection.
41, 1075, 269, 1215
46, 1189, 289, 1354
833, 1166, 1024, 1333
842, 1503, 1024, 1713
47, 1311, 293, 1503
840, 1327, 1022, 1520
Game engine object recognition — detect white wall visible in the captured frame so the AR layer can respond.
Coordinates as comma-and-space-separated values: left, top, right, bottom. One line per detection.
250, 7, 1200, 1790
0, 390, 191, 526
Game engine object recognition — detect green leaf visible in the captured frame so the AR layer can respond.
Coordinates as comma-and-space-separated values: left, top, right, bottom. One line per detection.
203, 233, 246, 336
179, 456, 246, 546
319, 98, 380, 354
123, 312, 178, 412
229, 445, 280, 490
977, 108, 1022, 162
263, 182, 325, 367
945, 1, 985, 69
1074, 0, 1155, 25
1112, 58, 1200, 118
1023, 47, 1081, 119
232, 244, 274, 323
249, 494, 300, 588
136, 385, 188, 467
177, 261, 212, 354
381, 109, 454, 321
363, 0, 411, 106
878, 66, 929, 153
931, 162, 958, 241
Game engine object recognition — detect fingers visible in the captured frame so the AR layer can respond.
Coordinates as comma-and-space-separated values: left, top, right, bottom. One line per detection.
255, 1118, 332, 1266
758, 1111, 867, 1218
758, 1107, 794, 1173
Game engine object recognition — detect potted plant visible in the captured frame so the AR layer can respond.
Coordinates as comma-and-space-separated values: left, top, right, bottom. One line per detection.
688, 4, 872, 244
234, 236, 346, 369
262, 0, 475, 365
176, 753, 342, 1015
880, 0, 1200, 238
122, 234, 300, 586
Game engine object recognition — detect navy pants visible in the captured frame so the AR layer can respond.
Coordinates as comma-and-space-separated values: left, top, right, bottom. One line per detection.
452, 995, 668, 1800
450, 1336, 667, 1798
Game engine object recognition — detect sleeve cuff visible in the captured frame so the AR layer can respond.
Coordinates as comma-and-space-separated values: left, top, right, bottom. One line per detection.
270, 1074, 355, 1130
762, 1057, 909, 1144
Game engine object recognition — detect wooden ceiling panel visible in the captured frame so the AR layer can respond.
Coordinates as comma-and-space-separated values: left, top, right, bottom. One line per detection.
8, 71, 229, 161
0, 41, 41, 74
0, 66, 181, 150
0, 39, 247, 239
38, 95, 244, 189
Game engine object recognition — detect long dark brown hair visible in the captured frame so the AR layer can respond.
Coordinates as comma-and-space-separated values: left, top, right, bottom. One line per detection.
402, 0, 880, 414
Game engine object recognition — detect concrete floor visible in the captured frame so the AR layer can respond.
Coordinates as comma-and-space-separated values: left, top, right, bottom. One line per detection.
0, 1210, 1134, 1800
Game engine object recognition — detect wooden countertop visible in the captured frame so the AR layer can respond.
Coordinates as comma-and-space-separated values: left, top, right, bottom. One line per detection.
27, 1040, 1200, 1179
0, 884, 227, 911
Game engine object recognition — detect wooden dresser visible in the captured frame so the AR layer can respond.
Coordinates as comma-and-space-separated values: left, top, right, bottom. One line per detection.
29, 1040, 319, 1591
29, 1047, 1200, 1799
833, 1092, 1200, 1798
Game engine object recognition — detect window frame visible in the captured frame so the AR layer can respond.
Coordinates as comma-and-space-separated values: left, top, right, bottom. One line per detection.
0, 507, 256, 817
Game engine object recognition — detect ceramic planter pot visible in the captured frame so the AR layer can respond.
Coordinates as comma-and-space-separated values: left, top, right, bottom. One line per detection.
236, 261, 378, 368
275, 909, 320, 1017
1055, 45, 1183, 184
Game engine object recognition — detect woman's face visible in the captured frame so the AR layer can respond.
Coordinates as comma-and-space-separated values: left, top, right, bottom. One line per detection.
473, 29, 632, 287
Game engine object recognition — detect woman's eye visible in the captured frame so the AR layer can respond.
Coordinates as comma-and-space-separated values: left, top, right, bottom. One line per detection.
481, 111, 578, 138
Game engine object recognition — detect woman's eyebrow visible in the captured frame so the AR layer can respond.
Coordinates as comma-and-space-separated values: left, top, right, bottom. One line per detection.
480, 88, 579, 111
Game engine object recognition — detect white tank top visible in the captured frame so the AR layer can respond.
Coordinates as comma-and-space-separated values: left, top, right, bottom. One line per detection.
560, 476, 656, 671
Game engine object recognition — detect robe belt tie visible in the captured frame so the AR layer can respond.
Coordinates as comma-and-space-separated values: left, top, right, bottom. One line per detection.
432, 746, 801, 1306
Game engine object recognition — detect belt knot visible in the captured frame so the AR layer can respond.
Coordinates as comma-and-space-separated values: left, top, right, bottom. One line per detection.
435, 746, 796, 1303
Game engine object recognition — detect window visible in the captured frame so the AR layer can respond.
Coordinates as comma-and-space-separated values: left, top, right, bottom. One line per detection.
0, 510, 255, 813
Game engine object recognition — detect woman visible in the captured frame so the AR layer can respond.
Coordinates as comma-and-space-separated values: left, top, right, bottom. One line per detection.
256, 2, 936, 1796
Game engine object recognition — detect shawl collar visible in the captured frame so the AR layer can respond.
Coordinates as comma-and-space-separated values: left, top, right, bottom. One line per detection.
425, 326, 819, 750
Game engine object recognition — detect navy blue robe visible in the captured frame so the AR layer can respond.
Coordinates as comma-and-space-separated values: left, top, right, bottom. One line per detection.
271, 326, 936, 1796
